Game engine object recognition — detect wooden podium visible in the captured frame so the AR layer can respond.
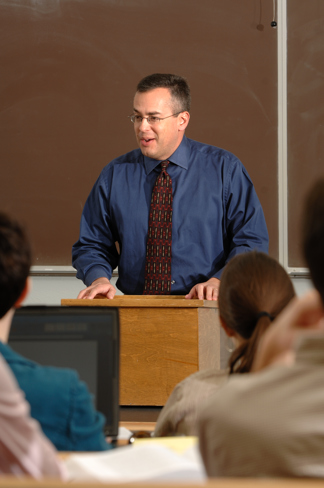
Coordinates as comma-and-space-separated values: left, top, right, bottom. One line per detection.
61, 296, 222, 406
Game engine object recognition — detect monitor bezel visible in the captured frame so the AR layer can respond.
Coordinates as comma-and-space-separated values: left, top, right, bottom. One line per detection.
9, 305, 119, 437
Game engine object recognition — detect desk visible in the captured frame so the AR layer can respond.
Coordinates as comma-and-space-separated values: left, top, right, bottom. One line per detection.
61, 296, 225, 406
120, 421, 155, 432
1, 478, 324, 488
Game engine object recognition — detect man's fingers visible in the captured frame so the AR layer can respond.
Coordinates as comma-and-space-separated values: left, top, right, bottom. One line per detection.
204, 278, 220, 301
106, 287, 116, 299
77, 282, 116, 300
186, 280, 220, 300
197, 284, 205, 300
205, 285, 214, 301
77, 288, 88, 299
185, 286, 198, 299
203, 286, 218, 301
212, 286, 219, 301
205, 288, 211, 300
87, 288, 100, 299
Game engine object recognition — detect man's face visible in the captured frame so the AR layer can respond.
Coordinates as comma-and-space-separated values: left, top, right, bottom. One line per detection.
132, 87, 188, 161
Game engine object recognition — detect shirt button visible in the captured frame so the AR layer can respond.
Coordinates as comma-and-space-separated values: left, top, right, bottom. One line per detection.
171, 280, 175, 285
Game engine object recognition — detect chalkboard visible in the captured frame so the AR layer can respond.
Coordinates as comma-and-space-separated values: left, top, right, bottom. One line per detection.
287, 0, 324, 268
0, 0, 278, 267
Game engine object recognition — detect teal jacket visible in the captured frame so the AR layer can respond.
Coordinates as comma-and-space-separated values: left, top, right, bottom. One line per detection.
0, 342, 111, 451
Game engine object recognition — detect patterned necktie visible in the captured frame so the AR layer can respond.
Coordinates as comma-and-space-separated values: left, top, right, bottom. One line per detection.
143, 161, 173, 295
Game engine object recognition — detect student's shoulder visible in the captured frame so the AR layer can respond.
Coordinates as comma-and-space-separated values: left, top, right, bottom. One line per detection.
180, 368, 228, 395
168, 369, 228, 403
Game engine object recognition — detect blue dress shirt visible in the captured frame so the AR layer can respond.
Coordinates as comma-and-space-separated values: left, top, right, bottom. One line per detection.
72, 136, 269, 294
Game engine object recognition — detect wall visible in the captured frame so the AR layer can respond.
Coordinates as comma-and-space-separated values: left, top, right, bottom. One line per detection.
1, 0, 278, 264
2, 1, 322, 303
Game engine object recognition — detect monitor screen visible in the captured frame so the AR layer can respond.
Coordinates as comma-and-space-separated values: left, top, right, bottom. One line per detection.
9, 306, 119, 437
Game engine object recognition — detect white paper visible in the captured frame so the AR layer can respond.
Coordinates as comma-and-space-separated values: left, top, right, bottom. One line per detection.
116, 426, 133, 440
65, 443, 206, 483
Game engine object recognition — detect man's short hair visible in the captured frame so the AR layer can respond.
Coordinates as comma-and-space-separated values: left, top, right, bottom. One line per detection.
302, 178, 324, 303
136, 73, 191, 113
0, 212, 31, 318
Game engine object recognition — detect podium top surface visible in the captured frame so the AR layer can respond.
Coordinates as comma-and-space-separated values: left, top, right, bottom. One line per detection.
61, 296, 218, 309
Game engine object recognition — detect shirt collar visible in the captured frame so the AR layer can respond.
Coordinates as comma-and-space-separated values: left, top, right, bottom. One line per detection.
143, 136, 190, 175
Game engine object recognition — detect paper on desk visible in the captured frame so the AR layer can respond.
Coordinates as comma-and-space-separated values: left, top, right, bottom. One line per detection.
105, 426, 132, 444
64, 441, 206, 482
133, 435, 197, 454
117, 426, 133, 440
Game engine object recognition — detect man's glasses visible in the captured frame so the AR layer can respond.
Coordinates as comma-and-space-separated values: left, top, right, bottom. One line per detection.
128, 112, 181, 125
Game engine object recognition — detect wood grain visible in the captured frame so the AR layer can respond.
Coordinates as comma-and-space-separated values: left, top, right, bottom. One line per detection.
61, 297, 218, 308
61, 297, 220, 405
119, 307, 198, 405
0, 477, 323, 488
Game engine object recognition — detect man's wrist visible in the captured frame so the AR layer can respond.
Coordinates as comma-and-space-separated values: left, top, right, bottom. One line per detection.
92, 277, 111, 286
208, 277, 220, 284
85, 266, 112, 286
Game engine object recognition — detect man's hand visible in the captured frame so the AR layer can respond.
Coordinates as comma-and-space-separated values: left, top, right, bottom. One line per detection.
252, 289, 324, 372
77, 277, 116, 300
185, 277, 220, 301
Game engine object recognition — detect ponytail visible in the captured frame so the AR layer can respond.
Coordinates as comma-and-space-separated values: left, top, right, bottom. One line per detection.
228, 315, 273, 374
218, 252, 296, 375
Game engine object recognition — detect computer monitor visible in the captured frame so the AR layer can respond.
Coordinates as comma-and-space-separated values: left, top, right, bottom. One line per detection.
8, 306, 119, 437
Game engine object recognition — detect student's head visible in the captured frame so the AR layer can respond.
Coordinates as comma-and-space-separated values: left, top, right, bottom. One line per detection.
0, 212, 31, 319
302, 178, 324, 304
218, 251, 295, 373
132, 74, 190, 161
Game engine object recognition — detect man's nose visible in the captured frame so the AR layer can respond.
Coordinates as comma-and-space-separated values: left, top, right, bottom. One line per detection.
139, 117, 151, 130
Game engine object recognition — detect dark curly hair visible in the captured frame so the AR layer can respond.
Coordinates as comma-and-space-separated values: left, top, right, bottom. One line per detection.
0, 212, 31, 318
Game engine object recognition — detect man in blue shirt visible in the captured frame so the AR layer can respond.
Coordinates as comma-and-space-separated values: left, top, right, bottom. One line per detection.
72, 73, 268, 300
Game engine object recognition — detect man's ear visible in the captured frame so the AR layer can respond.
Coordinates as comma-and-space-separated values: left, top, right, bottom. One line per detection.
220, 315, 236, 337
14, 277, 31, 309
178, 111, 190, 131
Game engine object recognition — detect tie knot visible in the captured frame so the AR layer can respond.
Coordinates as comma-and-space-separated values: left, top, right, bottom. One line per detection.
161, 161, 169, 170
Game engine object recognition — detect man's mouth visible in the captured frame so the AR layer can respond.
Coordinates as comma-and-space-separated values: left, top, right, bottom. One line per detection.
141, 138, 155, 146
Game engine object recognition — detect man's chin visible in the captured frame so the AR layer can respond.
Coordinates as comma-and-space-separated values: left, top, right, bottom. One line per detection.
140, 147, 158, 159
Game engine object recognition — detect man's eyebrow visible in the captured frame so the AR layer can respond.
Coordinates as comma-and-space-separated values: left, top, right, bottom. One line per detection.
133, 108, 162, 115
